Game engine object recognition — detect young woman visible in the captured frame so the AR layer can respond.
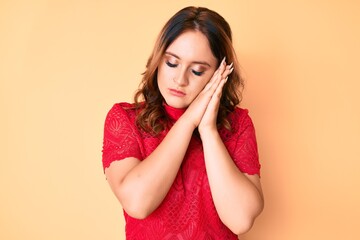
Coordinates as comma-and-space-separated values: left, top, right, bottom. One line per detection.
102, 6, 263, 239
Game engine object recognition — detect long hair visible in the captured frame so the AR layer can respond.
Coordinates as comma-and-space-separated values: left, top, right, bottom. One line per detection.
134, 6, 244, 134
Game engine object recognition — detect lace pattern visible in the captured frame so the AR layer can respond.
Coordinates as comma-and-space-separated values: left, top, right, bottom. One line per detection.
101, 102, 261, 239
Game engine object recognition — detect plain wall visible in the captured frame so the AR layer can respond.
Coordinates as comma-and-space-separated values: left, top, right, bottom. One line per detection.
1, 0, 359, 239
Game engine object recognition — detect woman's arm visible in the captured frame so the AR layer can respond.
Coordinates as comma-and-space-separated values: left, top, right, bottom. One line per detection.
201, 129, 264, 235
105, 61, 229, 219
199, 71, 264, 235
105, 117, 195, 219
198, 67, 264, 235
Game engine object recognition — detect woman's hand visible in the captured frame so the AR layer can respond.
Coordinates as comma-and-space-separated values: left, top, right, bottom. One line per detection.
182, 58, 233, 130
198, 59, 233, 135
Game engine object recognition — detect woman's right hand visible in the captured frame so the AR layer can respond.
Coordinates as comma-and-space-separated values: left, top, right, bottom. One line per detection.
182, 58, 232, 129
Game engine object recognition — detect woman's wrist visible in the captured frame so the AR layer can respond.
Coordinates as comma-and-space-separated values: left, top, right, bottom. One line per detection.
199, 126, 219, 141
179, 110, 201, 131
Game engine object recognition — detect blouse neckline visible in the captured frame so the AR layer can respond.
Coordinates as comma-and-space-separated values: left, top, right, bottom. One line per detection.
163, 102, 187, 121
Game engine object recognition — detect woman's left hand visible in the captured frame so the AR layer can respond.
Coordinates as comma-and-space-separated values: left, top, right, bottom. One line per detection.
198, 60, 233, 136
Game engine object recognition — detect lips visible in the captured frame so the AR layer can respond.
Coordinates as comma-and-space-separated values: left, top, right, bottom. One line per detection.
169, 88, 186, 97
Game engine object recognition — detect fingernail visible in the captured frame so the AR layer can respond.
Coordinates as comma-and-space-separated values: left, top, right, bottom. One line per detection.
229, 67, 234, 74
225, 76, 229, 82
229, 62, 233, 68
221, 57, 226, 65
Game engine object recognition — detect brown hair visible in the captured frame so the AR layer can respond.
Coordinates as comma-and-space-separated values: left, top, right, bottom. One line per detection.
134, 6, 244, 134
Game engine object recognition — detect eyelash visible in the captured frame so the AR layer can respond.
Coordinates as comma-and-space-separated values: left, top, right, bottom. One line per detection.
192, 70, 204, 76
166, 61, 204, 76
166, 61, 177, 68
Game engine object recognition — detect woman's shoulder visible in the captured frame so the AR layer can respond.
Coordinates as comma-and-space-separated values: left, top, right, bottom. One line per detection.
228, 107, 255, 132
111, 102, 138, 110
106, 102, 140, 121
230, 106, 251, 121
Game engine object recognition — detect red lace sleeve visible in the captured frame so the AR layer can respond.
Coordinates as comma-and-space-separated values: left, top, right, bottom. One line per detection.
101, 103, 142, 171
232, 109, 261, 176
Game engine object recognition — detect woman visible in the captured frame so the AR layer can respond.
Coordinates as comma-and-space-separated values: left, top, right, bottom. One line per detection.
102, 6, 263, 239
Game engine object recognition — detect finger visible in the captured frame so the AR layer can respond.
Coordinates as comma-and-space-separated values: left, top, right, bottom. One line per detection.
207, 68, 220, 85
218, 57, 227, 75
206, 57, 226, 85
214, 59, 229, 84
203, 58, 230, 92
213, 77, 227, 100
219, 57, 226, 68
203, 77, 227, 118
203, 68, 222, 92
221, 63, 234, 79
203, 77, 216, 92
207, 69, 224, 94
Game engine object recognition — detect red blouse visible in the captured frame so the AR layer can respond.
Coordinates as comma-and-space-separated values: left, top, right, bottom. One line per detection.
102, 102, 261, 240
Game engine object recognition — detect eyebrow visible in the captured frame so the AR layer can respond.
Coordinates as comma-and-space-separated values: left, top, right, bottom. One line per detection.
165, 51, 212, 67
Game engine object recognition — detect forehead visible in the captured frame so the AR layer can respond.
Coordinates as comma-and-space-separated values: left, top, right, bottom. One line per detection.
165, 30, 217, 66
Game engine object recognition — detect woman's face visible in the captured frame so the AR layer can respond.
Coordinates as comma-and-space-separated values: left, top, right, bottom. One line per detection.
157, 30, 218, 109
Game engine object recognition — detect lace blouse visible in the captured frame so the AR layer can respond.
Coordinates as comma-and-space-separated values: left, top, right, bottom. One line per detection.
102, 102, 261, 239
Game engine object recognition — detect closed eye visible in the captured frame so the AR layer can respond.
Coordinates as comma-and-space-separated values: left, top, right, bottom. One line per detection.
192, 70, 204, 76
166, 61, 178, 68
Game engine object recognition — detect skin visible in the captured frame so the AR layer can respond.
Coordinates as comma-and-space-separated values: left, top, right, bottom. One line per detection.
157, 30, 218, 109
105, 30, 264, 236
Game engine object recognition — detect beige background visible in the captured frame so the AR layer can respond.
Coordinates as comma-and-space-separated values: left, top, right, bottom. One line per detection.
1, 0, 360, 239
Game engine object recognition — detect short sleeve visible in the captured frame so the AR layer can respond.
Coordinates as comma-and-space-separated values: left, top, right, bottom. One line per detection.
101, 103, 142, 171
231, 110, 261, 176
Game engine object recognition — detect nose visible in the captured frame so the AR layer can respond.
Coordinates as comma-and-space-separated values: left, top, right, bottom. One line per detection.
173, 71, 188, 87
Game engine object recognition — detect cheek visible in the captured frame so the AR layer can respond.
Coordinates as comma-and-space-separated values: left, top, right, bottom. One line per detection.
157, 65, 167, 87
191, 77, 211, 95
157, 64, 172, 84
199, 75, 213, 89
